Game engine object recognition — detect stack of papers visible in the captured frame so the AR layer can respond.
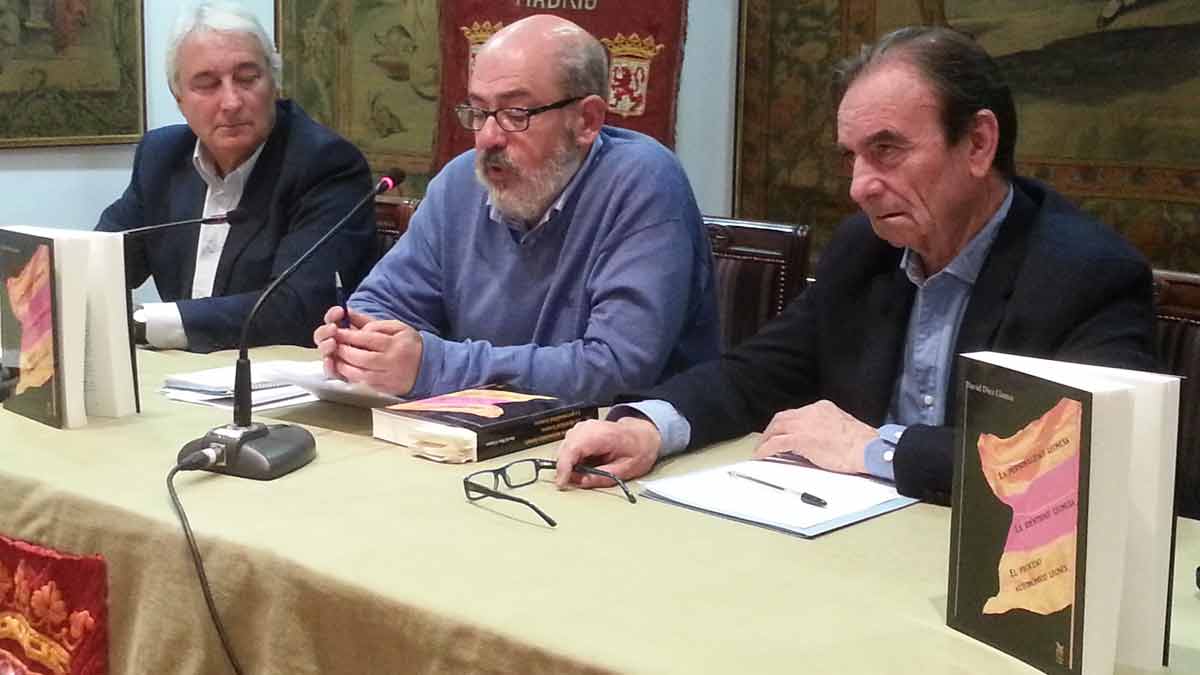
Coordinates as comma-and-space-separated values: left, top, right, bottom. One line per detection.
161, 361, 401, 412
258, 361, 402, 407
161, 364, 316, 411
640, 458, 917, 538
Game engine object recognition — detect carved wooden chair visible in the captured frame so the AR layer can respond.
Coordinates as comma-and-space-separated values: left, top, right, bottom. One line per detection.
372, 195, 421, 263
1152, 269, 1200, 520
704, 216, 811, 352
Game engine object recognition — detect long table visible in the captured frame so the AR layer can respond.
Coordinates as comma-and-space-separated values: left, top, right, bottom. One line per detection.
1, 347, 1197, 674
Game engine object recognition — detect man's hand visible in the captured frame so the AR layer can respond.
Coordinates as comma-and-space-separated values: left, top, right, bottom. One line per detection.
314, 305, 355, 365
752, 400, 875, 474
313, 305, 423, 395
555, 416, 663, 489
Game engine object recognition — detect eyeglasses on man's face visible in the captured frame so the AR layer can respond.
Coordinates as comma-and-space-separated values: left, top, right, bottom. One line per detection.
463, 457, 636, 527
454, 96, 584, 133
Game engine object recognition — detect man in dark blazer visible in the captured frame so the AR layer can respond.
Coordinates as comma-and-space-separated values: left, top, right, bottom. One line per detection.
97, 2, 373, 353
554, 26, 1157, 504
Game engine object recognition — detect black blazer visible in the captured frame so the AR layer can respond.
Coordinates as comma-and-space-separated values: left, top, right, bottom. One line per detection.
639, 177, 1157, 504
97, 99, 375, 352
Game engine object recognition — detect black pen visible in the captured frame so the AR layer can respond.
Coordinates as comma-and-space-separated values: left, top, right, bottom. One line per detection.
335, 271, 350, 329
727, 470, 828, 507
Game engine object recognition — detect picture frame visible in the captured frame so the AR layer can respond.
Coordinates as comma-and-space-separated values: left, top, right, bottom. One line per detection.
0, 0, 145, 148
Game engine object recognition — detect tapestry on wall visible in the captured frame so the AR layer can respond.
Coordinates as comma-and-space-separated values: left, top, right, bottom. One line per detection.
277, 0, 442, 185
737, 0, 1200, 271
0, 534, 107, 675
435, 0, 688, 171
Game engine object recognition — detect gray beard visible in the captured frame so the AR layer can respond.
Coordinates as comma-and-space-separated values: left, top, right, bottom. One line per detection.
475, 138, 585, 224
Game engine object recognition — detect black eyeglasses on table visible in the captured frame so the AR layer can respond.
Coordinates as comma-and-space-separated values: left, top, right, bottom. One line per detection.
463, 457, 636, 527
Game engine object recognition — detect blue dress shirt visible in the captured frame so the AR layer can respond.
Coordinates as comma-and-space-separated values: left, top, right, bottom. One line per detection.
624, 185, 1015, 481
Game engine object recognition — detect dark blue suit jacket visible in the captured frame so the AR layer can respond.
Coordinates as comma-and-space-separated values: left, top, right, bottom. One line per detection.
638, 177, 1158, 504
97, 100, 375, 352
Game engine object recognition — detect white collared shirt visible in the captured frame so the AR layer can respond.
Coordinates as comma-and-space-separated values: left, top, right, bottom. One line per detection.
190, 141, 264, 298
139, 141, 265, 349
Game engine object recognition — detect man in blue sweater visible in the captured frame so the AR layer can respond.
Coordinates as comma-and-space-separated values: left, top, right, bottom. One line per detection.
314, 15, 719, 403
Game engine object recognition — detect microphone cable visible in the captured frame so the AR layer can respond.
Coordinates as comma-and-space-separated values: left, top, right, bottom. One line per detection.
161, 170, 404, 672
167, 451, 246, 675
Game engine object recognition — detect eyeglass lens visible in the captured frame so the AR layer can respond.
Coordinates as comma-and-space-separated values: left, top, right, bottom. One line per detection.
456, 107, 529, 132
500, 458, 541, 487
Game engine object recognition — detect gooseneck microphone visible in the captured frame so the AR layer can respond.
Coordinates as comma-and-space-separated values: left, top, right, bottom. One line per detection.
121, 208, 249, 236
176, 170, 404, 480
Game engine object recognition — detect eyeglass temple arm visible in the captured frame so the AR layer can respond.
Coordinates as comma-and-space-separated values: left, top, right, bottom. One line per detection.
466, 482, 558, 527
573, 465, 638, 504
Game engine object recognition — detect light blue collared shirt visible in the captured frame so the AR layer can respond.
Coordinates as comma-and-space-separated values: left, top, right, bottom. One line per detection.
863, 185, 1014, 479
624, 185, 1015, 480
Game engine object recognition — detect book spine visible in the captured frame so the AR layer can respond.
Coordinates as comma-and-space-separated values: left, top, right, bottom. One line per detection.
474, 406, 599, 461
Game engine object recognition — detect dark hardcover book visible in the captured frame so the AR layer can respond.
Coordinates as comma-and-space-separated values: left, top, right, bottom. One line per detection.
0, 230, 64, 428
949, 357, 1091, 674
948, 351, 1178, 675
1, 227, 136, 426
372, 384, 598, 462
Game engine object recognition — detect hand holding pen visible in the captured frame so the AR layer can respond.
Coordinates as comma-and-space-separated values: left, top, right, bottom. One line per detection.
335, 271, 350, 329
728, 470, 828, 507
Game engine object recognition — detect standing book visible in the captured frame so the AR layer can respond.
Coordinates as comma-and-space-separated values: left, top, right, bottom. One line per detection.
947, 351, 1178, 675
0, 227, 139, 428
0, 229, 75, 427
372, 385, 598, 462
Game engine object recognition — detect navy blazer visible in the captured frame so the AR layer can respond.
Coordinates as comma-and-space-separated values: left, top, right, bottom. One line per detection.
639, 177, 1157, 504
97, 99, 375, 352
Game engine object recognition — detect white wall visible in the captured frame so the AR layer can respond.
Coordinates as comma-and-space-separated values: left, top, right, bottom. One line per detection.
678, 1, 737, 216
0, 0, 273, 231
0, 0, 734, 228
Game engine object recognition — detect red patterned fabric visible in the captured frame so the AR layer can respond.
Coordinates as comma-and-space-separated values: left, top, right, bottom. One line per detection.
435, 0, 688, 170
0, 535, 106, 675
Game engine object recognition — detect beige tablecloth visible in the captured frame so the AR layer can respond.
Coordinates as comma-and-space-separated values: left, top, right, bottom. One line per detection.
0, 347, 1196, 674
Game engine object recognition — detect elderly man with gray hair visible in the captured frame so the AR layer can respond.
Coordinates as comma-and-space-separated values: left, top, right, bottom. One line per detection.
554, 26, 1156, 504
316, 15, 719, 404
98, 0, 374, 352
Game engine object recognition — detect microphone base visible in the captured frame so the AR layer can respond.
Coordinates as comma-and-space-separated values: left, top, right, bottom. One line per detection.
179, 423, 316, 481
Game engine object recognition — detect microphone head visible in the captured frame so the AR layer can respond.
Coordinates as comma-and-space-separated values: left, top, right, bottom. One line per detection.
224, 207, 249, 225
378, 168, 407, 193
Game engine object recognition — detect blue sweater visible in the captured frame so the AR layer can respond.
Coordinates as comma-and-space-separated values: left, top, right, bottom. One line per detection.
350, 126, 720, 403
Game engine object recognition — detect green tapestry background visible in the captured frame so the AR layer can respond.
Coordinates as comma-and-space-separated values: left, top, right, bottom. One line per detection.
736, 0, 1200, 272
278, 0, 440, 194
